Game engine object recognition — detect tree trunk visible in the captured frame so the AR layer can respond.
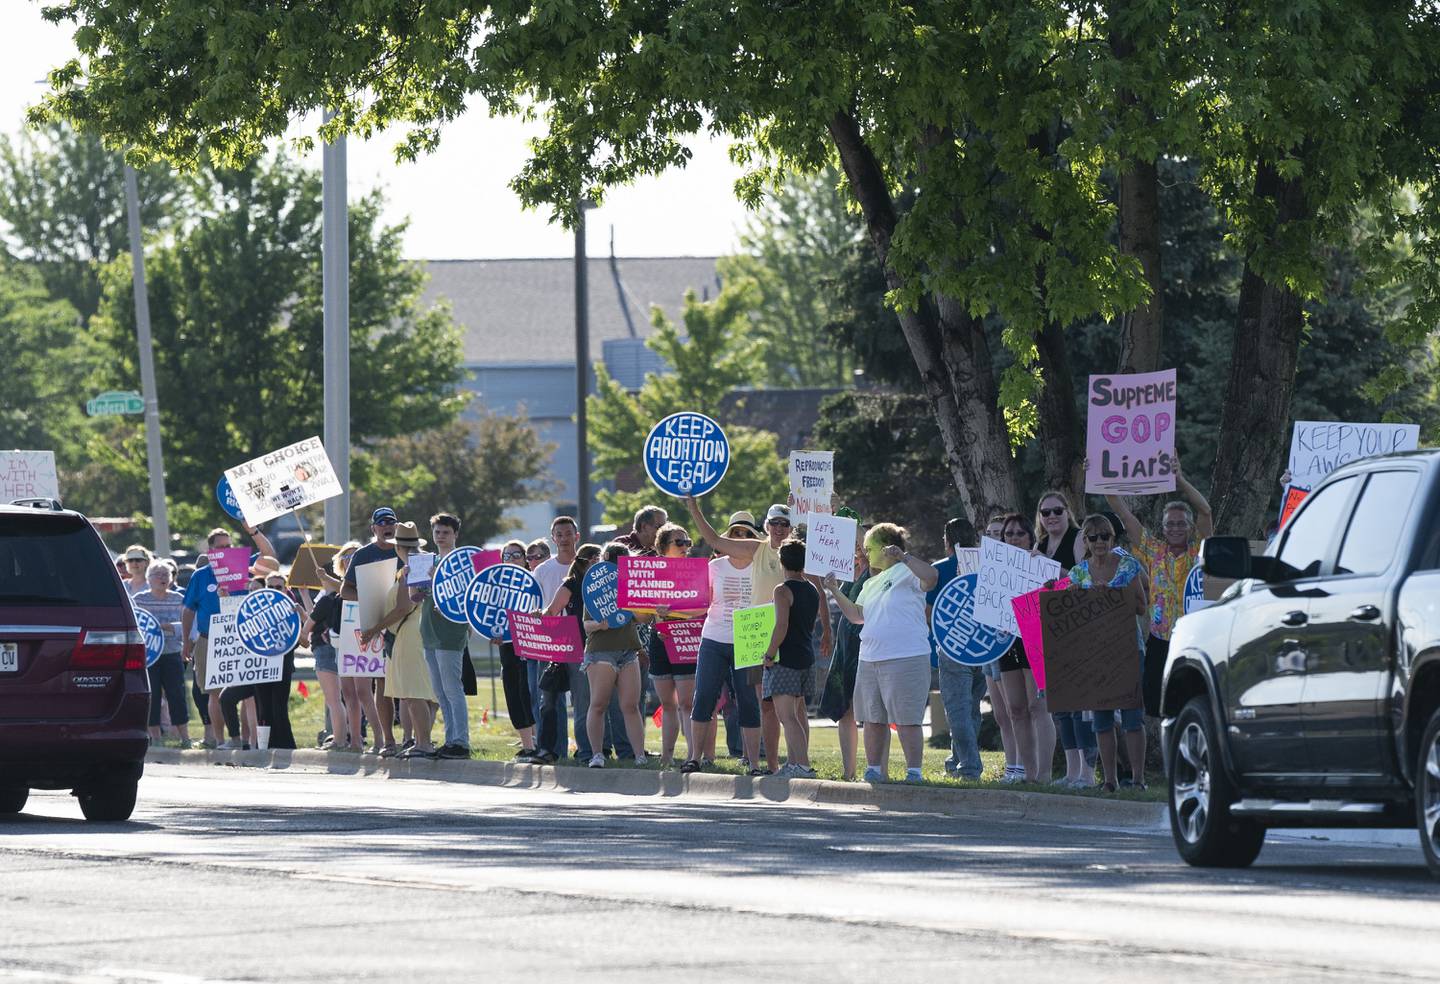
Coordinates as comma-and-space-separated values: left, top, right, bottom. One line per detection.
1033, 318, 1085, 512
828, 111, 1020, 523
1116, 157, 1164, 373
1209, 162, 1307, 537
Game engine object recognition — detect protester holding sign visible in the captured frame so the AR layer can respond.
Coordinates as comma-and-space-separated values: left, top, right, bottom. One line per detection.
976, 515, 1021, 781
580, 542, 651, 768
133, 561, 192, 746
537, 543, 603, 764
823, 523, 938, 784
991, 515, 1057, 785
646, 523, 699, 768
760, 540, 819, 778
301, 542, 360, 750
819, 509, 870, 782
1034, 492, 1082, 570
410, 514, 472, 760
1104, 457, 1213, 715
483, 539, 542, 761
361, 522, 436, 759
927, 518, 987, 781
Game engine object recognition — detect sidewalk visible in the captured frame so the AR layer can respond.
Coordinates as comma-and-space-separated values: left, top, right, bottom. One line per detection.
145, 746, 1169, 831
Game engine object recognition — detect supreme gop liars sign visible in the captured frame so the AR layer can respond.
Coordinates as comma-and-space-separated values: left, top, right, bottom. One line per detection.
1085, 369, 1177, 496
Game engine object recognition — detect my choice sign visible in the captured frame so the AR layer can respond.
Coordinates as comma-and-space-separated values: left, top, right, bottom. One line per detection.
0, 451, 59, 501
973, 536, 1063, 637
234, 589, 301, 658
464, 563, 543, 640
643, 412, 730, 497
1288, 420, 1420, 488
224, 436, 342, 525
930, 573, 1013, 667
581, 561, 633, 628
1084, 369, 1177, 495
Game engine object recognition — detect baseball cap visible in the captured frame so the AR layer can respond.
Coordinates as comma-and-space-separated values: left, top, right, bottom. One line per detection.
123, 546, 150, 561
765, 504, 791, 523
371, 507, 397, 525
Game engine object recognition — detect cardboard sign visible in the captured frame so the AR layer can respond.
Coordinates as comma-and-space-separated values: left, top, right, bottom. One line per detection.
1279, 485, 1310, 528
432, 547, 480, 625
955, 547, 980, 575
789, 450, 834, 522
215, 475, 245, 522
464, 563, 544, 640
234, 588, 301, 658
132, 606, 165, 668
336, 600, 385, 677
508, 611, 584, 663
973, 536, 1063, 636
657, 617, 705, 665
204, 605, 282, 691
732, 603, 775, 669
931, 573, 1014, 667
355, 557, 398, 631
1010, 577, 1071, 690
581, 561, 633, 628
1084, 369, 1177, 495
1040, 587, 1143, 713
804, 513, 857, 581
207, 547, 251, 588
406, 552, 436, 586
1288, 420, 1419, 488
0, 450, 59, 501
617, 555, 710, 615
223, 436, 343, 525
643, 411, 730, 497
287, 544, 341, 590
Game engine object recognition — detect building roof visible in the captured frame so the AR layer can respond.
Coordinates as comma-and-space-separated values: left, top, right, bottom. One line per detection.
420, 257, 723, 365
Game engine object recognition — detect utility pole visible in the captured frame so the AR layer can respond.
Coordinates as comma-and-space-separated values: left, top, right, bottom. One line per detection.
322, 109, 351, 544
124, 163, 170, 556
574, 201, 594, 538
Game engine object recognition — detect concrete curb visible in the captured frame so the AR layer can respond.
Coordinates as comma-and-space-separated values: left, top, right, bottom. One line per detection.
145, 747, 1169, 831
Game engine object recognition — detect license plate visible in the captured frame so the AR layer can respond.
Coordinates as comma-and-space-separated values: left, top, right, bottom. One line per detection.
0, 643, 16, 673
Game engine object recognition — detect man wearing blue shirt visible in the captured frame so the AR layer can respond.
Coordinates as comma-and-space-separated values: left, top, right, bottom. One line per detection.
927, 517, 986, 779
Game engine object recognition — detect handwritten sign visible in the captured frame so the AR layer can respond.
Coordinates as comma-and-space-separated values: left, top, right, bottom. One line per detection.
643, 411, 730, 497
132, 605, 165, 668
617, 555, 710, 615
464, 563, 543, 640
406, 552, 436, 586
1288, 420, 1419, 488
207, 547, 251, 589
1009, 577, 1071, 690
1279, 485, 1310, 528
930, 573, 1013, 667
732, 604, 776, 670
973, 536, 1063, 636
657, 617, 705, 665
1084, 369, 1177, 495
235, 589, 301, 658
789, 450, 834, 522
287, 543, 340, 590
804, 513, 857, 581
955, 547, 980, 575
432, 547, 480, 625
336, 600, 385, 677
0, 450, 59, 501
223, 436, 343, 525
581, 561, 633, 628
508, 611, 584, 663
215, 475, 245, 522
1040, 587, 1143, 713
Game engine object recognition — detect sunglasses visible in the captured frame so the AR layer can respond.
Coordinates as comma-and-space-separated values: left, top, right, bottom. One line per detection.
526, 553, 545, 562
1086, 533, 1113, 543
375, 519, 397, 527
126, 558, 147, 564
1039, 507, 1066, 517
767, 519, 791, 528
503, 550, 525, 560
670, 538, 693, 547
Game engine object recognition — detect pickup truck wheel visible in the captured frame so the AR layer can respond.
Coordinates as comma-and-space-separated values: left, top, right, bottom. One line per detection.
0, 785, 26, 814
76, 781, 138, 822
1417, 708, 1440, 878
1168, 697, 1265, 868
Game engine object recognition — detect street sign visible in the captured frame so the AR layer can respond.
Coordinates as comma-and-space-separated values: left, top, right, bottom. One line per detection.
86, 391, 144, 417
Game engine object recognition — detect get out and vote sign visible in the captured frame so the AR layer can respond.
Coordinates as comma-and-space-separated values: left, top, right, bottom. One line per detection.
1085, 369, 1177, 495
643, 411, 730, 497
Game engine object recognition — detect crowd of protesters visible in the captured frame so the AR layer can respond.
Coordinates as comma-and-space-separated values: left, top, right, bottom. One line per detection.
123, 460, 1217, 792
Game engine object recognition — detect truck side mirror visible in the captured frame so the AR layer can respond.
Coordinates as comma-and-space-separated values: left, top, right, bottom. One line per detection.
1201, 537, 1252, 581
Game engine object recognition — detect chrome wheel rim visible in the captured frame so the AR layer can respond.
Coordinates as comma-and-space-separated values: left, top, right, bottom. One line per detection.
1425, 731, 1440, 859
1173, 721, 1211, 845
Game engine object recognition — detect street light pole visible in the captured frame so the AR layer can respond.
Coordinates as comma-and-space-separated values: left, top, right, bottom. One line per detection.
322, 109, 351, 544
574, 202, 593, 538
123, 163, 170, 556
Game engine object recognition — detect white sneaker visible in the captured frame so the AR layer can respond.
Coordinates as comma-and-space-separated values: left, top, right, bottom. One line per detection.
217, 738, 244, 750
999, 767, 1027, 785
633, 754, 648, 767
588, 754, 605, 768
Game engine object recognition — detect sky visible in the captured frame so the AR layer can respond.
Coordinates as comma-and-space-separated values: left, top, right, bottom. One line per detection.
0, 5, 754, 260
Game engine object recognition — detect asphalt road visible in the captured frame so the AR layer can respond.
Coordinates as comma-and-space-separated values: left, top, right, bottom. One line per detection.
1, 763, 1437, 983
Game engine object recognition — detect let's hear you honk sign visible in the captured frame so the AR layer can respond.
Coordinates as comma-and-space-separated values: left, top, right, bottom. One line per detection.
1084, 369, 1177, 496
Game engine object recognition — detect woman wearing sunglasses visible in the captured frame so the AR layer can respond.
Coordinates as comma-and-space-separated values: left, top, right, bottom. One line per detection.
647, 523, 698, 767
1034, 491, 1082, 569
1066, 514, 1150, 791
991, 513, 1058, 783
497, 539, 541, 761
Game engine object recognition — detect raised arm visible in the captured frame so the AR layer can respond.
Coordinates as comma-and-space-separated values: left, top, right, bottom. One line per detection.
887, 546, 937, 591
1174, 459, 1214, 539
1104, 492, 1146, 548
245, 523, 277, 560
681, 495, 759, 562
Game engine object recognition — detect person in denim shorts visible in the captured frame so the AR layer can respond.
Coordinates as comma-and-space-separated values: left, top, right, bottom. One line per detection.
580, 542, 649, 767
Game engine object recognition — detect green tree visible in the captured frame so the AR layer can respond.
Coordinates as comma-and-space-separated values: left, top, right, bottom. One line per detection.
92, 153, 467, 522
0, 258, 95, 455
587, 284, 788, 534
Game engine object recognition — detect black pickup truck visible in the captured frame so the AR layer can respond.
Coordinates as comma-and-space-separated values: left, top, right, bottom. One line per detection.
1161, 450, 1440, 876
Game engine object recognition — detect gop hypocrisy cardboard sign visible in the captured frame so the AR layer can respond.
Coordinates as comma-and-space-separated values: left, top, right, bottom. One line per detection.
1084, 369, 1177, 495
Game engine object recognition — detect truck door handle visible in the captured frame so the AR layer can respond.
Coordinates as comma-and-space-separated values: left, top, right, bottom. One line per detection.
1348, 604, 1381, 621
1280, 610, 1308, 626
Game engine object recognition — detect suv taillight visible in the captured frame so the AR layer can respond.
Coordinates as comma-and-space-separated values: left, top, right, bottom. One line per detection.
72, 630, 146, 671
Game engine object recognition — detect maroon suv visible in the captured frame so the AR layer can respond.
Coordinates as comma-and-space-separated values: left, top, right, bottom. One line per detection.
0, 500, 149, 821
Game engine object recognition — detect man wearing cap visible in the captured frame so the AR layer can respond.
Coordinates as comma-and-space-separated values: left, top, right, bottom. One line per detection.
181, 523, 278, 748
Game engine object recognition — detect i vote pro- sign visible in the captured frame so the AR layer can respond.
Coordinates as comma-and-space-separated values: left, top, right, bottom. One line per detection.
643, 412, 730, 497
464, 563, 544, 641
931, 574, 1013, 666
234, 589, 302, 658
432, 546, 480, 625
581, 561, 633, 628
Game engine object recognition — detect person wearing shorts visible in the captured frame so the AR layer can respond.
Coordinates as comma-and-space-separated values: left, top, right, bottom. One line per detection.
579, 542, 649, 767
649, 523, 699, 767
761, 541, 818, 778
825, 522, 937, 784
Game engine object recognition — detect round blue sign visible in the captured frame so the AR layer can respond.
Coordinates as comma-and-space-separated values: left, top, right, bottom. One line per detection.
1183, 564, 1206, 614
432, 546, 480, 625
580, 561, 634, 628
643, 411, 730, 497
930, 573, 1014, 666
464, 563, 544, 641
216, 475, 245, 522
234, 588, 301, 658
133, 605, 165, 668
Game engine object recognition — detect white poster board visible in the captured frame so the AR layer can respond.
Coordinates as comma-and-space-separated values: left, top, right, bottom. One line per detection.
204, 597, 282, 691
973, 536, 1063, 636
223, 436, 343, 525
406, 552, 436, 586
804, 513, 857, 581
1287, 420, 1420, 489
789, 450, 834, 522
337, 600, 386, 677
355, 558, 398, 632
0, 450, 59, 501
955, 547, 980, 575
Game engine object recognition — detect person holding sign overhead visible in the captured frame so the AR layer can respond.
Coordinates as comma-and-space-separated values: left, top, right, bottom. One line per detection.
580, 542, 651, 768
823, 523, 938, 784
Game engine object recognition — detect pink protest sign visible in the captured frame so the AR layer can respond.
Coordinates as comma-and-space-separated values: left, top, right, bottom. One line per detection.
657, 618, 705, 664
471, 549, 502, 573
1084, 368, 1177, 495
1010, 577, 1070, 692
617, 555, 710, 615
207, 547, 251, 588
507, 610, 584, 663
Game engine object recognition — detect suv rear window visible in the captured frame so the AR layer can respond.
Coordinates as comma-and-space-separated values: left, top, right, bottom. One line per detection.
0, 513, 126, 607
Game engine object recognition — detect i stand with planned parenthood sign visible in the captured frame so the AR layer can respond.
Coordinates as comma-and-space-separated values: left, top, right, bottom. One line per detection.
234, 589, 301, 658
930, 574, 1013, 667
581, 561, 633, 628
132, 605, 165, 668
464, 563, 543, 641
643, 411, 730, 497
